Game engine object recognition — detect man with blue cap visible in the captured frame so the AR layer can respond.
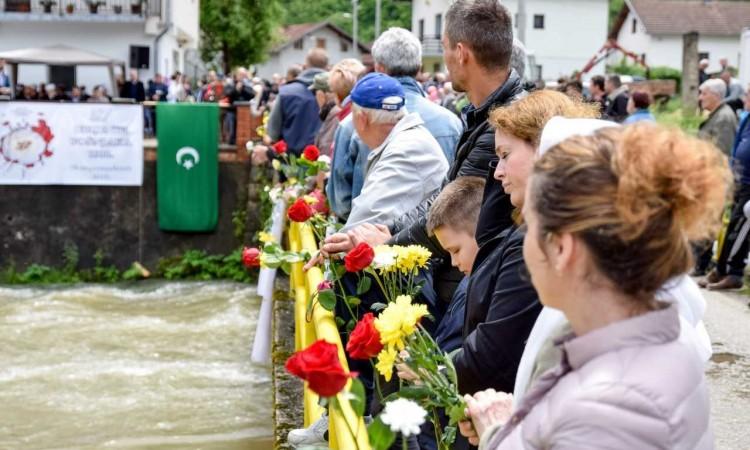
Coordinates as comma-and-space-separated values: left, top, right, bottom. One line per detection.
342, 72, 448, 230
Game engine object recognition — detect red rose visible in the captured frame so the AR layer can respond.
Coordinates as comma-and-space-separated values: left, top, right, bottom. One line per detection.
346, 313, 383, 360
285, 339, 354, 397
344, 243, 375, 272
287, 198, 315, 222
303, 144, 320, 161
309, 189, 330, 215
317, 280, 333, 291
242, 247, 261, 268
272, 140, 288, 155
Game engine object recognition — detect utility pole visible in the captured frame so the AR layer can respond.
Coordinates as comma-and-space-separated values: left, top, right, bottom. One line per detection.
352, 0, 359, 56
517, 0, 527, 43
375, 0, 382, 38
682, 32, 700, 117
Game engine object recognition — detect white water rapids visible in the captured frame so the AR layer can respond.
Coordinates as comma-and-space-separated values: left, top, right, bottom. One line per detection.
0, 281, 272, 449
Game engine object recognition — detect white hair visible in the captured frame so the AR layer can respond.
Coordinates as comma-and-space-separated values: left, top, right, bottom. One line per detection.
511, 39, 527, 80
700, 78, 727, 99
371, 27, 422, 77
352, 103, 406, 125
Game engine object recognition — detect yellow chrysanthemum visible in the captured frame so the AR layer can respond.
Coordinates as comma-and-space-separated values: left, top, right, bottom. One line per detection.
259, 252, 269, 268
395, 245, 431, 273
374, 295, 429, 351
375, 347, 398, 382
271, 159, 281, 171
303, 195, 318, 205
258, 231, 276, 244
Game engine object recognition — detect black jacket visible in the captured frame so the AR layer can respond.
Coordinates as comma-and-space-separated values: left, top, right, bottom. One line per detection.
453, 223, 542, 395
387, 70, 526, 253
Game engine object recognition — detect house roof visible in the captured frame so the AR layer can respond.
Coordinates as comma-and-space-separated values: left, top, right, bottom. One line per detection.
272, 21, 371, 54
0, 44, 123, 66
612, 0, 750, 38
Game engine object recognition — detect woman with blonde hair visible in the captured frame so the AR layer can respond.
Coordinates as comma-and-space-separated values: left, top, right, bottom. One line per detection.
463, 123, 730, 449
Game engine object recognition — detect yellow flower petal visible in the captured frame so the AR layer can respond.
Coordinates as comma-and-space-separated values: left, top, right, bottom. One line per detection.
375, 347, 398, 382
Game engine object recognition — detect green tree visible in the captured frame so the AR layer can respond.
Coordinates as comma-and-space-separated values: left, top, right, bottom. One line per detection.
200, 0, 283, 74
280, 0, 411, 45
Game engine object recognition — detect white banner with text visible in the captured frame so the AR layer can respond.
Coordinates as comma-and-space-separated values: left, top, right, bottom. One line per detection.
0, 102, 143, 185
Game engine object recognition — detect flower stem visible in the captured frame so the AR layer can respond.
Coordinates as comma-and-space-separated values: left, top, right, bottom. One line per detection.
333, 395, 362, 450
402, 434, 408, 450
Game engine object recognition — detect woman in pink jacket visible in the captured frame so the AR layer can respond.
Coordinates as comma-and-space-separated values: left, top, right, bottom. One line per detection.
463, 123, 730, 450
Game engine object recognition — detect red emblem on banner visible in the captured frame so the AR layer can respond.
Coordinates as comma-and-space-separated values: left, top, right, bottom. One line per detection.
0, 117, 55, 170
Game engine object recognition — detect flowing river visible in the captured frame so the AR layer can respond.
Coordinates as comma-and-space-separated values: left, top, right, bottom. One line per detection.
0, 281, 272, 449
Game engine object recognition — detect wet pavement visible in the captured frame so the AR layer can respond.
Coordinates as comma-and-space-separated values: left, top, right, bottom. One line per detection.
702, 289, 750, 450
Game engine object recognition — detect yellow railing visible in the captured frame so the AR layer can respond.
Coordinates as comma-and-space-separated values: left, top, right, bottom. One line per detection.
288, 221, 371, 450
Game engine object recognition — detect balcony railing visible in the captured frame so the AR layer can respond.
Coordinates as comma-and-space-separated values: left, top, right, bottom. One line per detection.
420, 35, 443, 57
1, 0, 160, 19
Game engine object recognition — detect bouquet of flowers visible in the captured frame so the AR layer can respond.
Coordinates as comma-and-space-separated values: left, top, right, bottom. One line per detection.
269, 140, 331, 181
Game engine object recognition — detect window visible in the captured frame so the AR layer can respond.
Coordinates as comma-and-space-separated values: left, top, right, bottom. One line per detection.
340, 41, 349, 52
699, 52, 710, 61
433, 62, 441, 73
536, 64, 543, 80
514, 13, 518, 28
418, 19, 425, 41
631, 18, 637, 34
316, 38, 326, 49
293, 39, 303, 50
533, 14, 544, 29
435, 14, 442, 39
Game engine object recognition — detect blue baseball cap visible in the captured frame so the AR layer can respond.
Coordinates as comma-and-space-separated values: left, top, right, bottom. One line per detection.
350, 73, 405, 111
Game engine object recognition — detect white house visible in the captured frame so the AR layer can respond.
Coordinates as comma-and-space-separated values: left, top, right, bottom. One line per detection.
611, 0, 750, 74
0, 0, 200, 92
254, 22, 370, 79
411, 0, 609, 81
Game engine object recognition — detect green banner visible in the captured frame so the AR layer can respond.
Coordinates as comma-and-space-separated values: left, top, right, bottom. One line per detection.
156, 103, 219, 231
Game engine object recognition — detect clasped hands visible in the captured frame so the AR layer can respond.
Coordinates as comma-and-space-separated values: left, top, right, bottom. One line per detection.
303, 223, 392, 271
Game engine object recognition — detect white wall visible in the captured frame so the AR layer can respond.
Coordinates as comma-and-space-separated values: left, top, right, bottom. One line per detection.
616, 10, 742, 73
0, 22, 155, 93
741, 29, 750, 88
410, 0, 608, 80
255, 27, 367, 79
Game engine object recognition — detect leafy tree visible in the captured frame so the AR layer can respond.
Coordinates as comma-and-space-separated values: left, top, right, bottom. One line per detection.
200, 0, 283, 74
280, 0, 411, 45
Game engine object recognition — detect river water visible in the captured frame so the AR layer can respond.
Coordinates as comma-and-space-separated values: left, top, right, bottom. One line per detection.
0, 281, 272, 450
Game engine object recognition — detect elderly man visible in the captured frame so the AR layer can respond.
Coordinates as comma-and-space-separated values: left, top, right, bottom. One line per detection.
698, 78, 737, 155
327, 27, 462, 220
343, 72, 448, 229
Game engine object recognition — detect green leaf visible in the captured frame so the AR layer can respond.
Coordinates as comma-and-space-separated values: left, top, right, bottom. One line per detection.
367, 417, 396, 450
447, 402, 467, 425
346, 319, 356, 332
349, 377, 366, 417
356, 276, 372, 295
441, 425, 457, 448
346, 296, 362, 307
335, 316, 346, 328
371, 302, 387, 312
397, 385, 432, 400
335, 264, 346, 279
318, 289, 337, 311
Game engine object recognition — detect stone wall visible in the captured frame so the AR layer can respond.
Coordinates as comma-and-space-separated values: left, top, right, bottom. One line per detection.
0, 159, 264, 271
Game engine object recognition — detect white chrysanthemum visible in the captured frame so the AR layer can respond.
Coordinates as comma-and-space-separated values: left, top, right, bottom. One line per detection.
380, 398, 427, 437
318, 155, 332, 165
372, 245, 397, 271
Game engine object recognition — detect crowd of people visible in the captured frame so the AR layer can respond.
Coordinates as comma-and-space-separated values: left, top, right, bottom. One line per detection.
243, 1, 748, 449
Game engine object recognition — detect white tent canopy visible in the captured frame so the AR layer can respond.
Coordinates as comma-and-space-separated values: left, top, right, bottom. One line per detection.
0, 45, 125, 96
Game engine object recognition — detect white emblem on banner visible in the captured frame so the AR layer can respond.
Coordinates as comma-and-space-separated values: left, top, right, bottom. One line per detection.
176, 146, 200, 170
